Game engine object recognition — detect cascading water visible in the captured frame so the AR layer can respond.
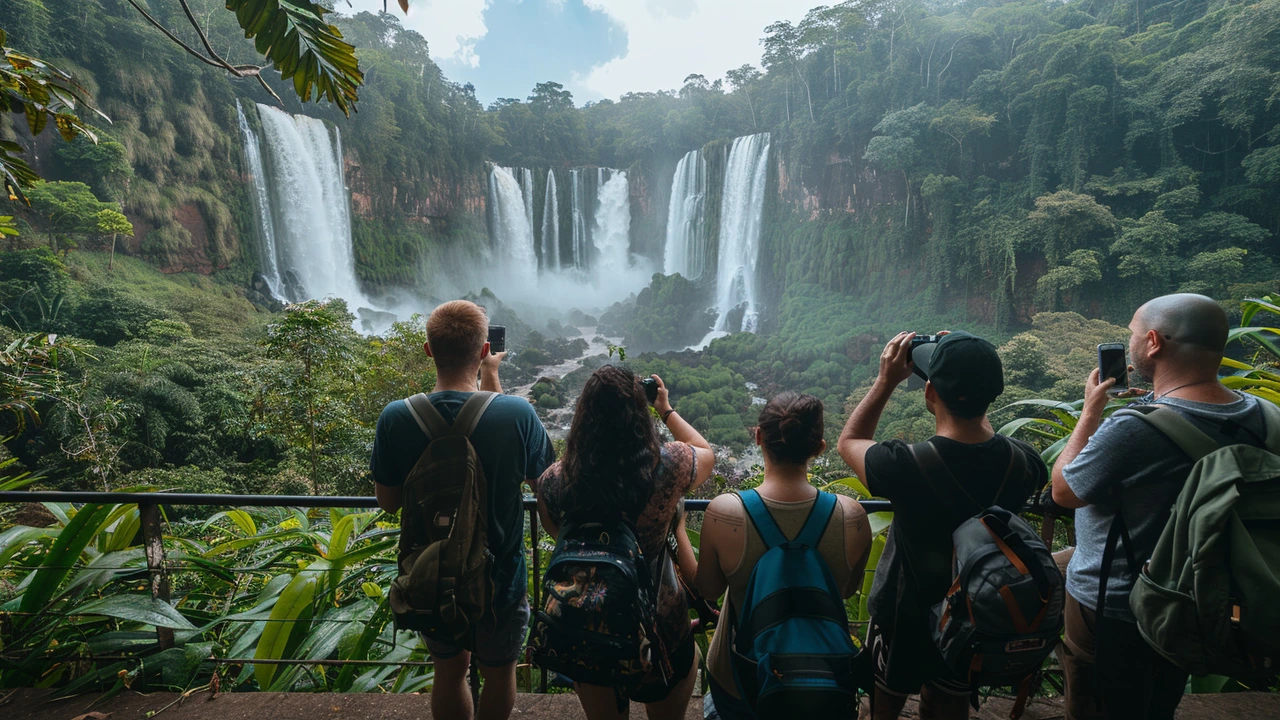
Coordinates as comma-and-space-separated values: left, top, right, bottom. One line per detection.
663, 149, 708, 279
712, 133, 771, 332
253, 103, 368, 307
487, 165, 538, 282
542, 169, 560, 270
592, 170, 630, 274
570, 169, 589, 269
236, 100, 284, 299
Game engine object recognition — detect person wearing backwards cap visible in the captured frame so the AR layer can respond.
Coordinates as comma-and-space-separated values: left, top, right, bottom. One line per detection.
838, 331, 1048, 720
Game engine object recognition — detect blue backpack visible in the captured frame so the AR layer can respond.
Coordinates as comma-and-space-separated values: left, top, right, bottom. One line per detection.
730, 490, 859, 716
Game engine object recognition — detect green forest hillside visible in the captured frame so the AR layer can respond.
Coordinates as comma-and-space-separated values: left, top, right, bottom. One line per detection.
0, 0, 1277, 467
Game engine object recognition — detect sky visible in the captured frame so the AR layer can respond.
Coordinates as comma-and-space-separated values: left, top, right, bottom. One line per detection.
341, 0, 812, 106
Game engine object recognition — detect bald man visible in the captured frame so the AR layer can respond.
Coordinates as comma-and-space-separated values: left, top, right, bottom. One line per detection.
1050, 294, 1269, 720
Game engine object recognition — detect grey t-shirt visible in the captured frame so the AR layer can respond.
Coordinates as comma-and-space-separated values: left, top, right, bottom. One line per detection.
1063, 391, 1267, 621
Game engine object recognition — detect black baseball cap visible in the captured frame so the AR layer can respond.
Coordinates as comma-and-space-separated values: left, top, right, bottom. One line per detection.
920, 331, 1004, 406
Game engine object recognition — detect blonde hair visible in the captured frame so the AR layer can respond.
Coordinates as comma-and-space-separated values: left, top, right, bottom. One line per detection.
427, 300, 488, 372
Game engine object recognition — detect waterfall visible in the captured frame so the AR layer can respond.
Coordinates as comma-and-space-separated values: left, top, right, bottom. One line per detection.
663, 149, 707, 280
542, 169, 560, 271
713, 133, 771, 332
236, 100, 284, 299
592, 170, 630, 274
488, 165, 537, 281
521, 167, 535, 254
570, 169, 589, 269
253, 103, 367, 307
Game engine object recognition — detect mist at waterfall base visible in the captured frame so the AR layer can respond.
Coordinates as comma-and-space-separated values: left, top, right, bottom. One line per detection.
462, 164, 656, 324
238, 101, 770, 342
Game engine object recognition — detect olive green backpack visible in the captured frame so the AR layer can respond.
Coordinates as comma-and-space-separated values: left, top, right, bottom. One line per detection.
389, 391, 497, 645
1119, 400, 1280, 678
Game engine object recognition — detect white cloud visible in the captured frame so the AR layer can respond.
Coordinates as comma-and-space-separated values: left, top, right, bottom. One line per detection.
575, 0, 809, 100
343, 0, 491, 68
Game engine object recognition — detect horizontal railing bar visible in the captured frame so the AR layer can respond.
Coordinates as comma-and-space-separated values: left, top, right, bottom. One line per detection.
0, 491, 894, 513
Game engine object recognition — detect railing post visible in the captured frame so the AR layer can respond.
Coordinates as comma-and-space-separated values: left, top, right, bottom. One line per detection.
139, 502, 174, 650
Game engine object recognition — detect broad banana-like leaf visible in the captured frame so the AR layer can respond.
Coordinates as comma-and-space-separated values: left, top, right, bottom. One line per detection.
867, 511, 894, 536
64, 548, 146, 593
1240, 297, 1280, 327
253, 559, 327, 687
823, 476, 871, 498
203, 509, 258, 537
75, 594, 197, 630
0, 525, 56, 570
856, 534, 887, 623
225, 0, 364, 116
997, 416, 1069, 440
103, 506, 141, 553
19, 503, 113, 614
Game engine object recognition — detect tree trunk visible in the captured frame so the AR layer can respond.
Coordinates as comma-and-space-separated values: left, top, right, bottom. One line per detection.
109, 233, 118, 271
308, 396, 318, 495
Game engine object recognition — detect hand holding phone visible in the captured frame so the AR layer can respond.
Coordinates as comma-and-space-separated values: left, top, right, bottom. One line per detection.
488, 325, 506, 354
1097, 343, 1128, 394
640, 377, 659, 405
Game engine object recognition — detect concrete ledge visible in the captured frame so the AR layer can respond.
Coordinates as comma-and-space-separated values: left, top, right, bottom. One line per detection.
4, 688, 1278, 720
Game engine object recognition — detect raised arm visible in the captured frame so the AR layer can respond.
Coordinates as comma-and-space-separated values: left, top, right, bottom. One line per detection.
1051, 369, 1113, 510
479, 350, 506, 393
838, 332, 916, 481
652, 374, 716, 487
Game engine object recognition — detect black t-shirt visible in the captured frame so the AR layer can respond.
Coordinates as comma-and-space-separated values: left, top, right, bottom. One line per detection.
864, 434, 1047, 621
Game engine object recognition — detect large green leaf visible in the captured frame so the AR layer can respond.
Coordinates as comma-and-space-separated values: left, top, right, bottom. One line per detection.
75, 594, 197, 630
1240, 297, 1280, 327
253, 560, 326, 687
18, 503, 114, 614
225, 0, 364, 116
867, 511, 894, 536
0, 525, 55, 570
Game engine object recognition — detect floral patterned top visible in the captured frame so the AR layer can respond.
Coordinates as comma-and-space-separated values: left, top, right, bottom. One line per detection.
538, 441, 698, 656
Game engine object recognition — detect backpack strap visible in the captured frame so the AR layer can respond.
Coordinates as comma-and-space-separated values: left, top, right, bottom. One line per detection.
910, 436, 1019, 514
794, 492, 838, 549
739, 490, 787, 549
1115, 405, 1219, 462
452, 391, 499, 438
404, 393, 450, 439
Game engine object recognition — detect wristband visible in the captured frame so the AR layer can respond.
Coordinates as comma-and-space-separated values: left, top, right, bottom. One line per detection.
662, 409, 676, 423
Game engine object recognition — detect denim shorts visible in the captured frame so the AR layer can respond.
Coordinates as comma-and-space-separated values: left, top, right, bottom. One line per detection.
423, 598, 530, 668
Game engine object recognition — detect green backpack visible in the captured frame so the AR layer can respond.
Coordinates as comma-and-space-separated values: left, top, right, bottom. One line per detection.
388, 391, 497, 645
1119, 400, 1280, 678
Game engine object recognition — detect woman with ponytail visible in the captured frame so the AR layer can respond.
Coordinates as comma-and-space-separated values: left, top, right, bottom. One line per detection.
536, 365, 716, 719
696, 392, 873, 719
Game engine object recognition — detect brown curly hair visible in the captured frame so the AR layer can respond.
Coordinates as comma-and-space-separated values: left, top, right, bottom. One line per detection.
561, 365, 662, 521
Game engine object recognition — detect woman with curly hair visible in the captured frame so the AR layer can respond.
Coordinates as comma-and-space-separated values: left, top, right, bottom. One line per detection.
536, 365, 716, 719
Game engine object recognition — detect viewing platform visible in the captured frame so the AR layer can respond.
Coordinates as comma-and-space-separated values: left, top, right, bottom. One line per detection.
6, 688, 1279, 719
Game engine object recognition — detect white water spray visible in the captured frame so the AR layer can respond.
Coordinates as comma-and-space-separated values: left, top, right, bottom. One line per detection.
712, 133, 771, 332
663, 149, 708, 279
592, 170, 631, 274
487, 165, 538, 283
236, 100, 284, 299
542, 169, 560, 270
253, 103, 369, 308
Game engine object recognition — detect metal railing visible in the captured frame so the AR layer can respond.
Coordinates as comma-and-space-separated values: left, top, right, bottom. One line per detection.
0, 490, 894, 694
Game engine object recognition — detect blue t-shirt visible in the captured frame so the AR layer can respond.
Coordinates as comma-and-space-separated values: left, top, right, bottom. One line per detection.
371, 391, 555, 611
1063, 391, 1266, 621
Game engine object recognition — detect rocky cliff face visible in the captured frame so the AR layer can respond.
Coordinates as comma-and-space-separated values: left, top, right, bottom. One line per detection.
344, 152, 487, 224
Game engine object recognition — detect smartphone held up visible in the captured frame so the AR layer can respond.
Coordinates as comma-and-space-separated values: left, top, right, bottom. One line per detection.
1097, 342, 1128, 394
640, 377, 659, 405
488, 325, 506, 354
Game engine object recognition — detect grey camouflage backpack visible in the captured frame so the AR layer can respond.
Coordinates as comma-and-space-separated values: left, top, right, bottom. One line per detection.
912, 438, 1064, 718
389, 391, 497, 645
